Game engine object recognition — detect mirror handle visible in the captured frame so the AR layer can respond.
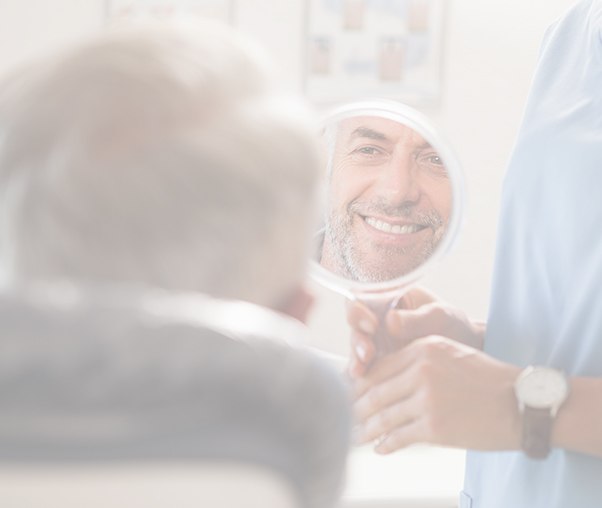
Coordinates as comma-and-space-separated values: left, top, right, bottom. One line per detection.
359, 294, 403, 360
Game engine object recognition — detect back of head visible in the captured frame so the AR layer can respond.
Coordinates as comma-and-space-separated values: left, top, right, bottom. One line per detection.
0, 24, 320, 308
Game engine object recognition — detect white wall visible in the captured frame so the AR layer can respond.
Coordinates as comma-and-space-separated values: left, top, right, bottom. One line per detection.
0, 0, 103, 77
0, 0, 576, 355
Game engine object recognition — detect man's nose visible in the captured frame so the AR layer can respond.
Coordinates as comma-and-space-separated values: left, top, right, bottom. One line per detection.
373, 156, 421, 206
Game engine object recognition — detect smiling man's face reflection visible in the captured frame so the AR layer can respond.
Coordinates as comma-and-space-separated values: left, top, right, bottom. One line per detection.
320, 116, 452, 283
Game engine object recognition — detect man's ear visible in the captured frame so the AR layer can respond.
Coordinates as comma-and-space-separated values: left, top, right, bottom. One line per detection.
279, 285, 315, 324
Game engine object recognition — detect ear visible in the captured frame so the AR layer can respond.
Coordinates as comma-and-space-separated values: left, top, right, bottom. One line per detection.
279, 285, 315, 324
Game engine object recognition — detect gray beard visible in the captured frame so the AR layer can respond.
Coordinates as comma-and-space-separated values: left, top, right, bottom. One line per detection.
324, 199, 444, 283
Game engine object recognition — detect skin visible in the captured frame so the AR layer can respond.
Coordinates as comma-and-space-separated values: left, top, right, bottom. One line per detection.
320, 116, 452, 283
347, 289, 602, 459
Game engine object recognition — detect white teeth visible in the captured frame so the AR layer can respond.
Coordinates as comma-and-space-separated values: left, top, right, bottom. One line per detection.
365, 217, 421, 235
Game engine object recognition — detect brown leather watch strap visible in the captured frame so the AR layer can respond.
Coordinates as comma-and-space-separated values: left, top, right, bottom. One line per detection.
522, 406, 553, 459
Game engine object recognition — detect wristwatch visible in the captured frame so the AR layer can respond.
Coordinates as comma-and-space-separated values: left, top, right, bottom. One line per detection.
514, 366, 569, 459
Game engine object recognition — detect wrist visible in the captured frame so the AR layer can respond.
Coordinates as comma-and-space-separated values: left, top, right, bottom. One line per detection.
551, 376, 602, 457
476, 359, 521, 450
514, 366, 570, 459
498, 364, 523, 449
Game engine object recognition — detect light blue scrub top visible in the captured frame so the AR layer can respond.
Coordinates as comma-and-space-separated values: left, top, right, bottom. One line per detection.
462, 1, 602, 507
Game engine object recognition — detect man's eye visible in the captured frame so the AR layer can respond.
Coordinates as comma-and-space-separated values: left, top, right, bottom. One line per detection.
417, 151, 448, 177
420, 153, 443, 165
352, 146, 385, 157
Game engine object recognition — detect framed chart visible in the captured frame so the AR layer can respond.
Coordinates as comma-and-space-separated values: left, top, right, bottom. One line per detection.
305, 0, 445, 106
106, 0, 235, 25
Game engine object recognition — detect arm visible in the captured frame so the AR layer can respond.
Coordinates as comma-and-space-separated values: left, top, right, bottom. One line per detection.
352, 336, 521, 452
352, 335, 602, 459
553, 376, 602, 457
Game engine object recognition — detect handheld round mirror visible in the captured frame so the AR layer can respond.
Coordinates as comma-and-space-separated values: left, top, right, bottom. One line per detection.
311, 100, 464, 354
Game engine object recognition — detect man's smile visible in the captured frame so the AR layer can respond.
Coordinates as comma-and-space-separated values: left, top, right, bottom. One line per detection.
362, 215, 427, 235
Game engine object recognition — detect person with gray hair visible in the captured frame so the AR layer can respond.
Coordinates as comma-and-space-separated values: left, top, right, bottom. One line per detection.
0, 23, 350, 508
0, 24, 317, 310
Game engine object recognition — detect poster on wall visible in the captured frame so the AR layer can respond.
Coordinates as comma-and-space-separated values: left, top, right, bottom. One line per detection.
106, 0, 234, 25
305, 0, 445, 106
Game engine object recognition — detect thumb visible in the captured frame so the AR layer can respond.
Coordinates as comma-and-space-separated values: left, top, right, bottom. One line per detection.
397, 286, 438, 310
386, 303, 441, 346
346, 299, 378, 335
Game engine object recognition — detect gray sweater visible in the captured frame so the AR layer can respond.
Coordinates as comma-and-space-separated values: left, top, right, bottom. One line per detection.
0, 287, 351, 508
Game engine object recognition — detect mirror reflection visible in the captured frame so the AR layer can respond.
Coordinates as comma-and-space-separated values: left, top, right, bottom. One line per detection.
317, 114, 452, 284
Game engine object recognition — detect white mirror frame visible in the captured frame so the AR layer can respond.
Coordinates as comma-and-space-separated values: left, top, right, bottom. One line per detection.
310, 99, 465, 301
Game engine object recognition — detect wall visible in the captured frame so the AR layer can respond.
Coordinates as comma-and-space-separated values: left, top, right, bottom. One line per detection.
0, 0, 576, 355
0, 1, 103, 76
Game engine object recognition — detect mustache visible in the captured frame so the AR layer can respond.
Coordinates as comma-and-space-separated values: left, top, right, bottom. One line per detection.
348, 199, 444, 228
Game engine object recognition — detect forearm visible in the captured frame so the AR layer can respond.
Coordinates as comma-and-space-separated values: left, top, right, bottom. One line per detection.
553, 376, 602, 458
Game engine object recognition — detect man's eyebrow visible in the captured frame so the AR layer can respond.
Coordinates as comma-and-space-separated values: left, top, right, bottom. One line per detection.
415, 141, 434, 151
347, 126, 435, 151
348, 126, 389, 142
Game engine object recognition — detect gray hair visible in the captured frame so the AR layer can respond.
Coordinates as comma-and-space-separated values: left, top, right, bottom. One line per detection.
0, 24, 321, 308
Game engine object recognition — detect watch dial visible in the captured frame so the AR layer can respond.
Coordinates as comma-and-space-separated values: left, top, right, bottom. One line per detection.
518, 368, 568, 408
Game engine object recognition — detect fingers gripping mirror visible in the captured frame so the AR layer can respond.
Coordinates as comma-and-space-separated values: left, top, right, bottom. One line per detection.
311, 100, 464, 356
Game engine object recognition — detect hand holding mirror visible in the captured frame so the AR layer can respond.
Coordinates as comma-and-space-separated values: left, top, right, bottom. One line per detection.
312, 100, 464, 357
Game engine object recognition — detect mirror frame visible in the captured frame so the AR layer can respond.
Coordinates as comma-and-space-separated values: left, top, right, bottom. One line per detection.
310, 99, 465, 300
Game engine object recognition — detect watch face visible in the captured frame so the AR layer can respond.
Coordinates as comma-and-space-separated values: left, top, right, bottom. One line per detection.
515, 367, 569, 408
